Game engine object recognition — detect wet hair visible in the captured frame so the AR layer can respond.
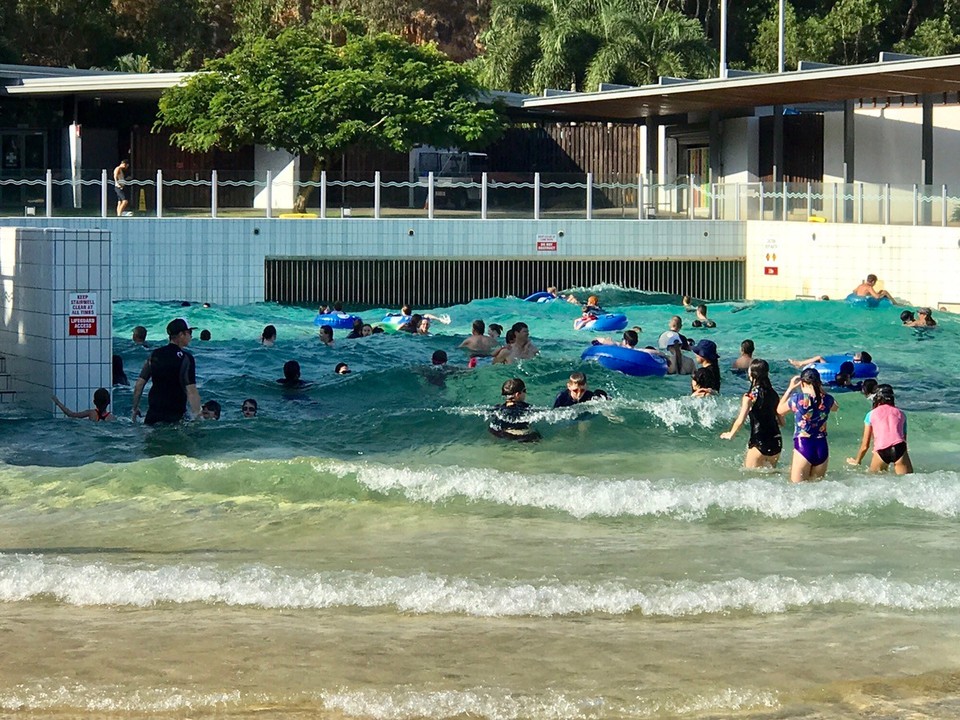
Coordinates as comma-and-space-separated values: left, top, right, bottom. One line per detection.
242, 398, 258, 412
511, 321, 528, 333
900, 310, 916, 324
199, 329, 211, 341
333, 301, 344, 312
202, 399, 221, 419
352, 317, 363, 329
472, 319, 485, 334
747, 358, 773, 394
622, 330, 639, 347
670, 315, 682, 330
741, 339, 755, 355
504, 328, 517, 345
696, 304, 707, 314
501, 377, 526, 396
691, 367, 713, 389
489, 323, 503, 335
861, 379, 879, 397
587, 295, 600, 306
261, 324, 277, 342
401, 305, 412, 316
431, 350, 447, 365
132, 325, 147, 342
872, 384, 896, 408
319, 324, 333, 339
799, 367, 823, 405
93, 387, 110, 411
400, 314, 423, 333
334, 362, 350, 374
568, 371, 587, 386
283, 360, 301, 381
866, 274, 878, 283
856, 351, 872, 364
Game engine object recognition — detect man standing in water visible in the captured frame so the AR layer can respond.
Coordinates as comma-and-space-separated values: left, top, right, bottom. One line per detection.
114, 159, 132, 217
131, 318, 203, 425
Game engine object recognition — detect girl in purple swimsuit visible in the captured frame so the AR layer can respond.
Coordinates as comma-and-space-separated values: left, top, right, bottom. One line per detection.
777, 367, 838, 483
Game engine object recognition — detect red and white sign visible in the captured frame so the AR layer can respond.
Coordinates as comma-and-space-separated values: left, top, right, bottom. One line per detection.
764, 266, 779, 276
68, 292, 98, 337
536, 234, 557, 252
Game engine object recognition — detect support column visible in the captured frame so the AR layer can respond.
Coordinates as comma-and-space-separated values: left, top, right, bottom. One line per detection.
843, 100, 856, 222
922, 94, 934, 226
773, 106, 784, 219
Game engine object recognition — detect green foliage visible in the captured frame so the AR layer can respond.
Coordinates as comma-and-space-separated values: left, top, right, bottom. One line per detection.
896, 14, 960, 55
155, 28, 504, 159
478, 0, 714, 93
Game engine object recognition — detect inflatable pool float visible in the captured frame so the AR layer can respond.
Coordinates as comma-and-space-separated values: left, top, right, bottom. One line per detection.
523, 291, 556, 303
811, 353, 879, 384
581, 345, 667, 377
574, 313, 628, 332
845, 293, 891, 308
314, 312, 361, 329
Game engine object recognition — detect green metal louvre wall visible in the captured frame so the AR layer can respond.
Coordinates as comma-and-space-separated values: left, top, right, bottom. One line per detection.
264, 258, 745, 306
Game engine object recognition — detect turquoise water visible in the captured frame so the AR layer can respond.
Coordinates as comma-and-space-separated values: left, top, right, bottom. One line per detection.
1, 291, 959, 719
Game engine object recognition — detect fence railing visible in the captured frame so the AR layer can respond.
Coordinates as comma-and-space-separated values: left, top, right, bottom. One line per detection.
2, 169, 959, 226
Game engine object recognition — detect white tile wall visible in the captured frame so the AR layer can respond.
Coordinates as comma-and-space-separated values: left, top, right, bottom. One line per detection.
0, 227, 112, 415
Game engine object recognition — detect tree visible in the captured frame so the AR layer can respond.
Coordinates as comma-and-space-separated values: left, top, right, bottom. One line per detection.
155, 26, 504, 211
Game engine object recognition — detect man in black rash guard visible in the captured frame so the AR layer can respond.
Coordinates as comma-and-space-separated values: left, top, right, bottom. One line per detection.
131, 318, 203, 425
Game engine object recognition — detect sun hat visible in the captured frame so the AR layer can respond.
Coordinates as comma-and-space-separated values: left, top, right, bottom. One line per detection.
690, 339, 718, 362
166, 318, 196, 336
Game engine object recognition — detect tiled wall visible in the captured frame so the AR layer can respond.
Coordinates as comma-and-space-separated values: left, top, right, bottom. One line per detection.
0, 218, 748, 305
0, 227, 112, 414
745, 221, 960, 308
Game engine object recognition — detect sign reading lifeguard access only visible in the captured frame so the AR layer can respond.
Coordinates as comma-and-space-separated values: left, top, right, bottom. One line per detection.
68, 292, 98, 336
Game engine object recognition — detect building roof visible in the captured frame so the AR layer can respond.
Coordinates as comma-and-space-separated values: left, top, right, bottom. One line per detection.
521, 53, 960, 120
4, 71, 192, 99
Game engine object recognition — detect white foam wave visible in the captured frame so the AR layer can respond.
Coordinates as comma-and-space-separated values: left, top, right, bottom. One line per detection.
320, 461, 960, 520
0, 684, 243, 712
639, 396, 737, 430
2, 556, 959, 616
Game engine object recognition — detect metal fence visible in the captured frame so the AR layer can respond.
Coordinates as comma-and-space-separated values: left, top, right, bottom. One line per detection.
264, 257, 746, 306
3, 168, 960, 226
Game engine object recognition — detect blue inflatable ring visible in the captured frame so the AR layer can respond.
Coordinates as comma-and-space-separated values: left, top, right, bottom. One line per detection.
845, 293, 891, 308
314, 312, 361, 329
382, 314, 409, 328
811, 353, 879, 384
523, 291, 556, 303
581, 344, 668, 377
574, 313, 629, 332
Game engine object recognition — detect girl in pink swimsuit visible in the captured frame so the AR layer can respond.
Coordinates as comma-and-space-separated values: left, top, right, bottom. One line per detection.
846, 384, 913, 474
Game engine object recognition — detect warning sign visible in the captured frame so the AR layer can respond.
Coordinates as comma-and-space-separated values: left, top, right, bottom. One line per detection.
536, 234, 557, 252
68, 292, 98, 337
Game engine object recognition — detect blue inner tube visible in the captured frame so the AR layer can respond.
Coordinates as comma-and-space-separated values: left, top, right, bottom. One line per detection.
314, 312, 361, 329
575, 313, 629, 332
812, 353, 879, 383
581, 345, 667, 377
846, 293, 891, 308
523, 291, 556, 303
382, 314, 409, 327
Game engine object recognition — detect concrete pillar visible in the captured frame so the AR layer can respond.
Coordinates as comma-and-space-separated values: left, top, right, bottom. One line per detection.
0, 227, 111, 414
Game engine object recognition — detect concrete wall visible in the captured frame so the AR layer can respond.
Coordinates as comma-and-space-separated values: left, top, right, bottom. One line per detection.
745, 220, 960, 310
0, 227, 112, 414
254, 148, 300, 210
721, 116, 760, 183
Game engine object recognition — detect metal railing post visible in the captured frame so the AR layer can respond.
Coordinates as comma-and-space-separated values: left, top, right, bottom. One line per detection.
688, 174, 695, 219
856, 182, 862, 224
533, 172, 541, 220
942, 185, 948, 227
585, 172, 593, 219
481, 172, 488, 220
912, 184, 918, 226
638, 173, 644, 219
781, 180, 787, 221
265, 170, 273, 219
374, 171, 381, 220
101, 169, 108, 218
806, 181, 812, 220
211, 170, 218, 218
711, 183, 717, 220
45, 169, 52, 217
885, 183, 891, 225
320, 171, 327, 219
427, 172, 435, 220
156, 169, 163, 218
832, 183, 838, 223
735, 183, 741, 221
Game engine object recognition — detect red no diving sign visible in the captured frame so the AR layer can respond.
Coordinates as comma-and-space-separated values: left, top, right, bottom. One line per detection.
69, 292, 98, 336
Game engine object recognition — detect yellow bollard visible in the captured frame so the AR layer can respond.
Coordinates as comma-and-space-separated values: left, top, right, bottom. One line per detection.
138, 189, 146, 212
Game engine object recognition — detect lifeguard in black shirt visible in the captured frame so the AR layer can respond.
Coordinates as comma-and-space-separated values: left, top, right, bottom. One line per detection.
131, 318, 203, 425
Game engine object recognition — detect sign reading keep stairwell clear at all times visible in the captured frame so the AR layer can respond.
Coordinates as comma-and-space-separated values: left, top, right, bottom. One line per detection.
68, 292, 98, 336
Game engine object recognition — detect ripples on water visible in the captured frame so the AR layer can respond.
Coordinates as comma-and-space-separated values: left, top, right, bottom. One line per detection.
1, 291, 959, 719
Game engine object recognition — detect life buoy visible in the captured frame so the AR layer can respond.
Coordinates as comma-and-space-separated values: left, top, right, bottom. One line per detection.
845, 293, 891, 308
314, 312, 361, 329
811, 353, 879, 384
581, 344, 667, 377
574, 313, 629, 332
523, 291, 556, 303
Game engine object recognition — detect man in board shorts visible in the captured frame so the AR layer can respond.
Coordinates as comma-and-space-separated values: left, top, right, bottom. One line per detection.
131, 318, 203, 425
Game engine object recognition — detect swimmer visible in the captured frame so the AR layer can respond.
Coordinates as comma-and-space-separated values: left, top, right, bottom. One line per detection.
682, 295, 696, 312
460, 319, 499, 356
492, 328, 516, 365
903, 307, 937, 327
52, 388, 113, 422
667, 315, 693, 350
261, 325, 277, 346
241, 398, 258, 417
488, 378, 541, 442
777, 367, 838, 483
900, 310, 916, 325
318, 325, 335, 347
593, 329, 639, 349
431, 350, 447, 366
691, 304, 716, 328
846, 384, 913, 474
658, 331, 695, 375
853, 274, 897, 304
509, 322, 538, 359
132, 325, 149, 347
398, 314, 423, 333
346, 318, 364, 339
720, 359, 784, 468
861, 378, 879, 398
690, 339, 721, 392
201, 399, 221, 420
731, 339, 754, 372
690, 367, 718, 397
488, 323, 503, 342
277, 360, 312, 388
553, 372, 608, 408
199, 329, 212, 341
789, 350, 872, 369
417, 317, 432, 335
361, 324, 374, 337
334, 362, 351, 374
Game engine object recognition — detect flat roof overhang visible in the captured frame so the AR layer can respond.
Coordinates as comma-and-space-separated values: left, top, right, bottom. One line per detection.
4, 72, 192, 99
521, 54, 960, 120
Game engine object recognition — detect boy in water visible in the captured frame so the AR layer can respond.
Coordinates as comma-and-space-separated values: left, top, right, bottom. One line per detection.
488, 378, 541, 442
52, 388, 113, 421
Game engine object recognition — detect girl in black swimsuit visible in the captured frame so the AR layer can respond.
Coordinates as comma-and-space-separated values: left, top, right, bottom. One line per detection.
720, 359, 784, 468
